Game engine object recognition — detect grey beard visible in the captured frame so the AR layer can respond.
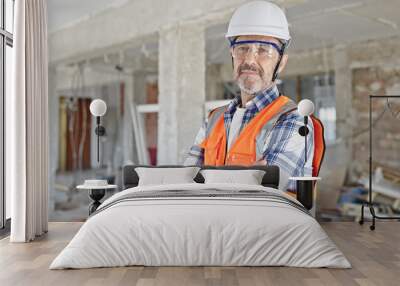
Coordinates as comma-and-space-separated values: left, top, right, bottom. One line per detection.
237, 78, 265, 95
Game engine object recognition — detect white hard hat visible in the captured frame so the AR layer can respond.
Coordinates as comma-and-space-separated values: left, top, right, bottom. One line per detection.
226, 1, 291, 42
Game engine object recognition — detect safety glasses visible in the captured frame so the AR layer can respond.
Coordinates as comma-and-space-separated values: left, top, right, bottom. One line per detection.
230, 40, 283, 60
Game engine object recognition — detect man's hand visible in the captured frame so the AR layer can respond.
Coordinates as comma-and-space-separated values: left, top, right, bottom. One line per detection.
254, 159, 267, 165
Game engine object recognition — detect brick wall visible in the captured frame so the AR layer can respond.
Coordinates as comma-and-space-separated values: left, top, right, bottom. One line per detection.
352, 67, 400, 177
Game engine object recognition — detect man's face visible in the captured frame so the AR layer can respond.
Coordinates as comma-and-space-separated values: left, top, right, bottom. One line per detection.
231, 35, 287, 95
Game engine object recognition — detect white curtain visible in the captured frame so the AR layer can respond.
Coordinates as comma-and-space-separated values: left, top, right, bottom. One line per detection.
7, 0, 48, 242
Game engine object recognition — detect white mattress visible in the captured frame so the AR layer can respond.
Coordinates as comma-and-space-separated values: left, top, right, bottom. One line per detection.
50, 183, 351, 269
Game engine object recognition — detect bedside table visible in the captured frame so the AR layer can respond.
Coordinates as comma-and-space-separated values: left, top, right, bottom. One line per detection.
77, 184, 117, 215
289, 177, 321, 213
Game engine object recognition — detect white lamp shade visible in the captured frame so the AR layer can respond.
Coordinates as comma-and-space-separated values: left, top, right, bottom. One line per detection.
298, 99, 315, 116
89, 99, 107, 117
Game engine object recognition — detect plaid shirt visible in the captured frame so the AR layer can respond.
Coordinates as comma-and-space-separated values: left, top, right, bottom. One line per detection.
184, 85, 314, 191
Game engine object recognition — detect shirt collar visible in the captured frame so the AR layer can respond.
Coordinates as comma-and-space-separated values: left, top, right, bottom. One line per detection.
226, 84, 280, 115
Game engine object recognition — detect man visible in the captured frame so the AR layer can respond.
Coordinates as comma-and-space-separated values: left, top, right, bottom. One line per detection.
184, 1, 324, 193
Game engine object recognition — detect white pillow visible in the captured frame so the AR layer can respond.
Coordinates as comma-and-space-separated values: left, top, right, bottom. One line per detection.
200, 169, 266, 185
135, 167, 200, 186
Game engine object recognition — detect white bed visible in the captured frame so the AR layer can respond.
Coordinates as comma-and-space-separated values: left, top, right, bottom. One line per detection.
50, 183, 351, 269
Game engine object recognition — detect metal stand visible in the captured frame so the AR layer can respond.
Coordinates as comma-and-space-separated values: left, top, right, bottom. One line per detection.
296, 180, 313, 210
77, 184, 117, 216
359, 95, 400, 230
88, 189, 106, 215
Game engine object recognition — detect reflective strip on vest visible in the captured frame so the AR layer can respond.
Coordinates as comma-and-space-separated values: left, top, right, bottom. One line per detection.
205, 106, 227, 138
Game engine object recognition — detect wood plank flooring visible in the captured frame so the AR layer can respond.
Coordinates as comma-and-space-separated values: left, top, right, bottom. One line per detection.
0, 222, 399, 286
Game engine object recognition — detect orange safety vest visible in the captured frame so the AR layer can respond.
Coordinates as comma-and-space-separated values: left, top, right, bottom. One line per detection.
199, 95, 326, 177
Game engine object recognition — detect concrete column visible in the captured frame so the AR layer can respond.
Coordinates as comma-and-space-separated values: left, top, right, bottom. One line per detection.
158, 23, 206, 164
206, 64, 222, 101
334, 47, 353, 178
122, 76, 135, 165
130, 70, 148, 164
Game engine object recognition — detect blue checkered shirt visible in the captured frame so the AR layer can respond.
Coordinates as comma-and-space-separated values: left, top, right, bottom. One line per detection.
184, 85, 314, 191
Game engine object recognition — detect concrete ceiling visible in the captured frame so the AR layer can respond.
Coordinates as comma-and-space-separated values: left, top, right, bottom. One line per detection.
49, 0, 400, 66
288, 0, 400, 51
47, 0, 129, 32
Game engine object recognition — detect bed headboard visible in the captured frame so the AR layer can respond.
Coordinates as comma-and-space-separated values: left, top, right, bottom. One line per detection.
122, 165, 280, 190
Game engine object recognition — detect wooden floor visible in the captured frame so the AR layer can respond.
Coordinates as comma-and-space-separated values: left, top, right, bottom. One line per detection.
0, 222, 399, 286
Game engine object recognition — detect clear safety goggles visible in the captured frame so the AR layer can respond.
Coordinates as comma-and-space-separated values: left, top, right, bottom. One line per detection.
230, 40, 283, 60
